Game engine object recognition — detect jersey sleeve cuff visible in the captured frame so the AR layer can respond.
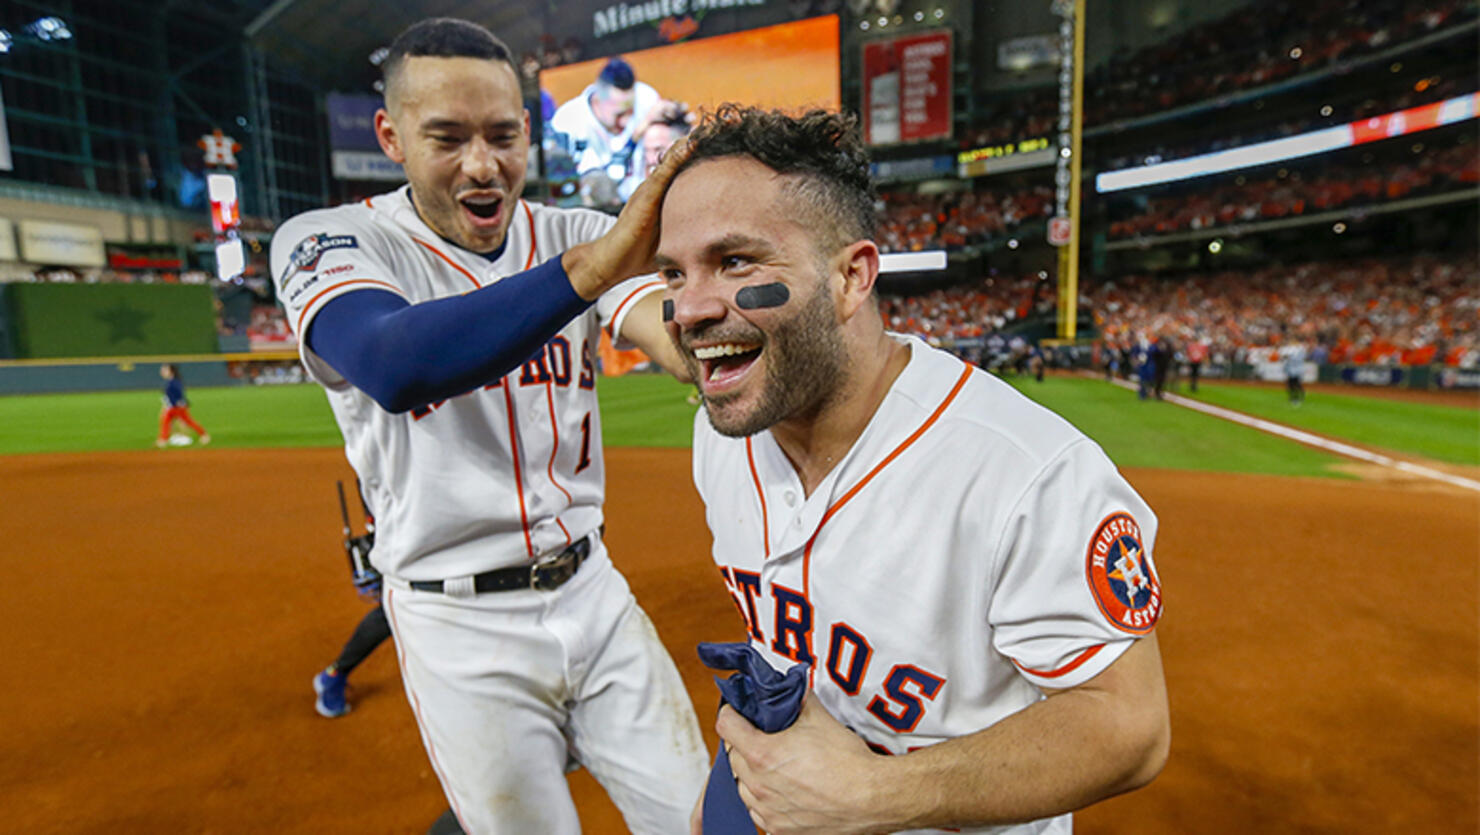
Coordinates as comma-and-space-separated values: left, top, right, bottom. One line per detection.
1010, 638, 1137, 690
292, 278, 409, 389
604, 276, 664, 349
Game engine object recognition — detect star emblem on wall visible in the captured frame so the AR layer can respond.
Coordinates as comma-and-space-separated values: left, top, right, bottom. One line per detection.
94, 301, 153, 344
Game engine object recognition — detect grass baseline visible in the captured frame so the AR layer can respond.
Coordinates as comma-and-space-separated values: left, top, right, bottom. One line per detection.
0, 372, 1468, 478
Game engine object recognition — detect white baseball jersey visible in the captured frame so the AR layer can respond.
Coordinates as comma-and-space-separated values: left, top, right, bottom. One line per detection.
271, 187, 708, 833
694, 336, 1163, 835
270, 185, 662, 581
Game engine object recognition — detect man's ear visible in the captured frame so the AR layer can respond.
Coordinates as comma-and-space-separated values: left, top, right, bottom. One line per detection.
834, 239, 881, 321
375, 108, 406, 164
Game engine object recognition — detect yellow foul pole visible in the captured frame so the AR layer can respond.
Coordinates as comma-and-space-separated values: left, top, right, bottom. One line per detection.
1054, 0, 1086, 340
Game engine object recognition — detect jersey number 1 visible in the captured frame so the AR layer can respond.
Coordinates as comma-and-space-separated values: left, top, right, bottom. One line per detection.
576, 412, 592, 474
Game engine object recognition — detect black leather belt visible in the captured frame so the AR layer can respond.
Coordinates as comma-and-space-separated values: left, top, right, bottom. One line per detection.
409, 535, 593, 594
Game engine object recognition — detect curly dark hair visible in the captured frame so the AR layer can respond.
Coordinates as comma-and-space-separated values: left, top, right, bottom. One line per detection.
678, 104, 878, 255
383, 19, 517, 110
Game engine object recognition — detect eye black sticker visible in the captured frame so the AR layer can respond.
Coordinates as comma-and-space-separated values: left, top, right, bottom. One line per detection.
735, 282, 790, 309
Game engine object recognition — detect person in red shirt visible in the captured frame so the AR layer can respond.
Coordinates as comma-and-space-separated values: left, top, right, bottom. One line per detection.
1185, 337, 1210, 392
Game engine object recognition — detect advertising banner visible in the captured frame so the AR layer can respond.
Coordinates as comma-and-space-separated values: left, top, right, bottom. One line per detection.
19, 220, 105, 267
1339, 366, 1407, 386
331, 151, 404, 182
870, 154, 955, 182
862, 30, 952, 146
325, 93, 383, 151
326, 93, 404, 181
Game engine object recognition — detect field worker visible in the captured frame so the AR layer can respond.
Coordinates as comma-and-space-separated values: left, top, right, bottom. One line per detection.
156, 363, 210, 448
656, 106, 1169, 835
268, 18, 707, 834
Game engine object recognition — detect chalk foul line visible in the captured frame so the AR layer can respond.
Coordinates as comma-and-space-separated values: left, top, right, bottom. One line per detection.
1104, 378, 1480, 493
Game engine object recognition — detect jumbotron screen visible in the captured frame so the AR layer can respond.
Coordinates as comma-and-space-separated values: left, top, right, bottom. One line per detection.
537, 15, 840, 209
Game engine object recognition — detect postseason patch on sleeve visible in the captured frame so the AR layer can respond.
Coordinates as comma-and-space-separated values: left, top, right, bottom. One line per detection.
1085, 512, 1162, 634
279, 232, 359, 287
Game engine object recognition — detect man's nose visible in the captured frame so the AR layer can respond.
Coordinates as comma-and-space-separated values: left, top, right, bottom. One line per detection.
462, 136, 496, 184
668, 274, 729, 330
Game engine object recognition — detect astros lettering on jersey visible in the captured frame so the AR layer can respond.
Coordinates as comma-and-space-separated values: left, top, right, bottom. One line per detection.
271, 185, 661, 581
694, 336, 1163, 835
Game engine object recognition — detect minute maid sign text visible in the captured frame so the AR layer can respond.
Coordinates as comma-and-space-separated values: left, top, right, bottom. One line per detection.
593, 0, 766, 38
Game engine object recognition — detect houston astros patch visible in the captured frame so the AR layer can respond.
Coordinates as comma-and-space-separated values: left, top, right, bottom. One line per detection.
1085, 512, 1162, 634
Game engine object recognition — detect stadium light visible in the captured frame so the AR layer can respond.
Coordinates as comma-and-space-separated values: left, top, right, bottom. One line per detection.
1096, 92, 1480, 193
215, 236, 245, 282
878, 250, 947, 273
24, 16, 71, 41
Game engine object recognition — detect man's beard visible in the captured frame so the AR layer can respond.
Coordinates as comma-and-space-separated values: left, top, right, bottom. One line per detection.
701, 280, 847, 438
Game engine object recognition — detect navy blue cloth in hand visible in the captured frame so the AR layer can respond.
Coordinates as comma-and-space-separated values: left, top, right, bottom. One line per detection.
697, 641, 809, 835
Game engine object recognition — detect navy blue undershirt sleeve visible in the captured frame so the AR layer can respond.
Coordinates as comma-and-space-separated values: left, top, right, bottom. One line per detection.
305, 256, 592, 413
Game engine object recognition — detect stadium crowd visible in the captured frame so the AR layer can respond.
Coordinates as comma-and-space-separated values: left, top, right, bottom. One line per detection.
1107, 135, 1478, 239
1085, 0, 1475, 126
959, 0, 1473, 168
1089, 253, 1478, 367
6, 266, 214, 285
876, 181, 1054, 253
876, 253, 1477, 370
880, 273, 1057, 341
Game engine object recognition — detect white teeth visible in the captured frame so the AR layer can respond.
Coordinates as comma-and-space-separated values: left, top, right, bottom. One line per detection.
462, 195, 499, 205
693, 344, 758, 360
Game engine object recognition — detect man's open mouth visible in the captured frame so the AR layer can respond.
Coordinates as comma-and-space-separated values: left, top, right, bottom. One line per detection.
693, 342, 762, 389
460, 194, 503, 224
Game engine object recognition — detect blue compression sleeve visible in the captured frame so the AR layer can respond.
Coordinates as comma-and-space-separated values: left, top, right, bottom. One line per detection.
306, 256, 592, 413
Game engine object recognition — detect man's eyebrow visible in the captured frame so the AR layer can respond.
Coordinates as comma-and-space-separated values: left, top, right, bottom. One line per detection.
704, 234, 775, 259
419, 118, 521, 133
653, 235, 776, 272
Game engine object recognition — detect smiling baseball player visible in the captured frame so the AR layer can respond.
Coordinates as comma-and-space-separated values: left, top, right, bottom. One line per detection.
658, 106, 1169, 834
269, 19, 707, 834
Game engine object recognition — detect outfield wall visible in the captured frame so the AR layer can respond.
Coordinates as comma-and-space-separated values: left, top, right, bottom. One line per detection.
3, 284, 217, 358
0, 352, 301, 395
0, 359, 234, 394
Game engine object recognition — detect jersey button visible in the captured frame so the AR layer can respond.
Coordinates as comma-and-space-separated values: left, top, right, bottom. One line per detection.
783, 490, 797, 506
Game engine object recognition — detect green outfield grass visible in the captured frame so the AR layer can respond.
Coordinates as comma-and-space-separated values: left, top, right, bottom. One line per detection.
1, 373, 1472, 482
1183, 381, 1480, 467
0, 376, 699, 455
0, 384, 342, 454
596, 373, 702, 447
1000, 374, 1350, 477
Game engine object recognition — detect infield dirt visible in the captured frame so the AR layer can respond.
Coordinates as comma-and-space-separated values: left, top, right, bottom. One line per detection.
2, 446, 1474, 833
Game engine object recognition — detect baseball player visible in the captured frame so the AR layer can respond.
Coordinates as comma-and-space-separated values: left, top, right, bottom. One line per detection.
656, 107, 1169, 834
269, 19, 707, 834
550, 57, 674, 208
550, 57, 663, 175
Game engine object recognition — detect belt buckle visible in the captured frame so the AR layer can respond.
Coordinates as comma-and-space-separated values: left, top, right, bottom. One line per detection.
531, 547, 577, 591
